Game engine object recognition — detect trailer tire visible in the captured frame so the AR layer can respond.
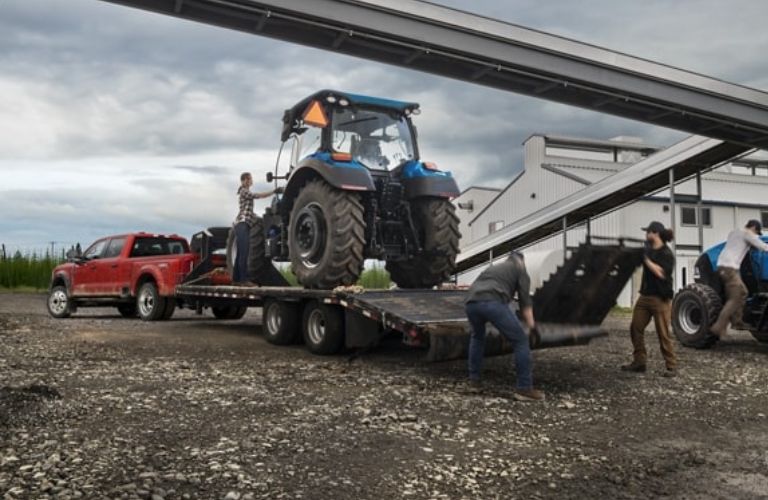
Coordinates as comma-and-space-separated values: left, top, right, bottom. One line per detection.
302, 301, 345, 355
212, 306, 247, 320
289, 179, 365, 289
263, 300, 302, 345
137, 282, 168, 321
162, 300, 176, 320
117, 303, 137, 318
672, 283, 722, 349
387, 198, 460, 288
47, 285, 73, 319
750, 330, 768, 343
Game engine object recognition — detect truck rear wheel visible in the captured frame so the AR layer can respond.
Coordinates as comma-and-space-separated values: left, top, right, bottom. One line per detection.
302, 301, 345, 354
289, 180, 365, 289
263, 299, 301, 345
212, 306, 248, 320
387, 198, 460, 289
47, 285, 73, 319
137, 282, 168, 321
672, 283, 722, 349
750, 330, 768, 343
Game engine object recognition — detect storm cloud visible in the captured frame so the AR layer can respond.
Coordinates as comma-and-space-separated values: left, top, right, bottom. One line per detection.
1, 0, 767, 251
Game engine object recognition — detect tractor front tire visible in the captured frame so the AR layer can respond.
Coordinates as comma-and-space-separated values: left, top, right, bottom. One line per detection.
387, 198, 460, 289
672, 283, 722, 349
289, 180, 365, 289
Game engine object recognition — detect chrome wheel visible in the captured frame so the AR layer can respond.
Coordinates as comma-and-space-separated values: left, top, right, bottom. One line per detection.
48, 289, 68, 315
266, 303, 282, 335
138, 286, 156, 317
678, 299, 702, 335
306, 308, 326, 345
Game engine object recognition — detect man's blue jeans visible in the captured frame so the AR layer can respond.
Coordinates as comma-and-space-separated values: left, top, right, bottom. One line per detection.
465, 300, 533, 390
233, 222, 251, 283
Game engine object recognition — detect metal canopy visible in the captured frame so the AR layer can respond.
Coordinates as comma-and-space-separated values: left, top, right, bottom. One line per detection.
455, 136, 751, 273
100, 0, 768, 148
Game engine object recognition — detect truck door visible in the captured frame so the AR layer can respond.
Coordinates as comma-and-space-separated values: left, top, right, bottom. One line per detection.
101, 237, 128, 296
72, 239, 108, 296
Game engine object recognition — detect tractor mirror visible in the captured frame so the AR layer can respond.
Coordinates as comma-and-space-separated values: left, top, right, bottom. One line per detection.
266, 172, 274, 183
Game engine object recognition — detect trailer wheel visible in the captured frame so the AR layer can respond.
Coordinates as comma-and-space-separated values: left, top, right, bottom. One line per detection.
289, 180, 365, 289
302, 301, 345, 354
47, 285, 73, 319
137, 282, 168, 321
672, 283, 722, 349
212, 306, 248, 320
263, 300, 301, 345
117, 303, 137, 318
750, 330, 768, 343
387, 198, 460, 289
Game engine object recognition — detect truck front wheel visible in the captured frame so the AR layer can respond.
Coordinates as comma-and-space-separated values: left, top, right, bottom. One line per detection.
289, 180, 365, 289
47, 285, 74, 319
137, 282, 168, 321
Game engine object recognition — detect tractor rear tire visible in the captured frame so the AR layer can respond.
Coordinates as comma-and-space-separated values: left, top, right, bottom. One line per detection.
750, 330, 768, 343
387, 198, 460, 289
227, 222, 267, 282
289, 180, 365, 289
263, 299, 302, 345
672, 283, 722, 349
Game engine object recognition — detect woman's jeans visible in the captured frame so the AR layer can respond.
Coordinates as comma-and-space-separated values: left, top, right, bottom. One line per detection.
233, 222, 251, 283
465, 300, 533, 390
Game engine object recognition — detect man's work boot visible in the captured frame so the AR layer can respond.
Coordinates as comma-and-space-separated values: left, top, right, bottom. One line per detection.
620, 361, 646, 373
513, 388, 545, 402
662, 367, 678, 378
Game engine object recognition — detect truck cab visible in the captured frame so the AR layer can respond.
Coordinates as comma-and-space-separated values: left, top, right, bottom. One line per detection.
47, 232, 197, 321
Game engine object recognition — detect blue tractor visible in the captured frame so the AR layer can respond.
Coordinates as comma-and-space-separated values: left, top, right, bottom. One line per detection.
248, 90, 461, 289
672, 237, 768, 348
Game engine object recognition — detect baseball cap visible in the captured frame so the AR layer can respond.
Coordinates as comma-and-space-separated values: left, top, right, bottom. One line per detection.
642, 221, 666, 234
746, 219, 763, 235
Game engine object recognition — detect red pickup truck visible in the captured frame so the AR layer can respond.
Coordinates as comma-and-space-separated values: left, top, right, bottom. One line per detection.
47, 232, 198, 321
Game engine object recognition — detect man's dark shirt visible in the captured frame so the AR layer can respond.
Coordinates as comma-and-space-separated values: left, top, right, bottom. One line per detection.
640, 245, 675, 300
465, 258, 533, 308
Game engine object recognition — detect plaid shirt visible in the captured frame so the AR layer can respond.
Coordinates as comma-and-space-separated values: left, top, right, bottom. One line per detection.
235, 186, 259, 226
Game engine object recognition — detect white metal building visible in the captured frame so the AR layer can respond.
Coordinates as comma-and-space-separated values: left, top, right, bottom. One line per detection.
455, 134, 768, 306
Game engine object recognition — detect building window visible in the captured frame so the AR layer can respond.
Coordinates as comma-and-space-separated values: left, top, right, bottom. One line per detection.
489, 221, 504, 234
761, 211, 768, 229
680, 206, 712, 227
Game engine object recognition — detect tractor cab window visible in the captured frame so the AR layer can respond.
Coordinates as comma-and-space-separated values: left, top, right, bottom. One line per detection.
331, 108, 415, 170
297, 125, 322, 161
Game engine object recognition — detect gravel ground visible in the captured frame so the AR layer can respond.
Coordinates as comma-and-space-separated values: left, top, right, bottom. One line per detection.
1, 292, 768, 500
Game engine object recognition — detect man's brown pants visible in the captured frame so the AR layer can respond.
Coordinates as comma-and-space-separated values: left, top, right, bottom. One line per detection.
711, 267, 748, 335
630, 295, 677, 369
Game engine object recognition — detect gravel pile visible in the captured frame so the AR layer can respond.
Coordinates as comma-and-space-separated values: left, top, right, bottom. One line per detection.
1, 294, 767, 499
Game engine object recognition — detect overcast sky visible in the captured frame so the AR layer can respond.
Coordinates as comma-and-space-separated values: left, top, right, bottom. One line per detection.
2, 0, 768, 253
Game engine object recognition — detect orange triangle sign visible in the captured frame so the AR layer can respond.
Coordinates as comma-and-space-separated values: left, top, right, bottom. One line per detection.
302, 100, 329, 128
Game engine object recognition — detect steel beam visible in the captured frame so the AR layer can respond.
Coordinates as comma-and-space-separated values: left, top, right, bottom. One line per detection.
98, 0, 768, 148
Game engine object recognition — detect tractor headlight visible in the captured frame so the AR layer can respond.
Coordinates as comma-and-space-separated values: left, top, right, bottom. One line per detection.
326, 95, 337, 103
339, 98, 349, 106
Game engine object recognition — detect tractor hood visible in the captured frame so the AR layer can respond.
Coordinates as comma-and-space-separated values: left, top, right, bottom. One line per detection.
281, 89, 420, 141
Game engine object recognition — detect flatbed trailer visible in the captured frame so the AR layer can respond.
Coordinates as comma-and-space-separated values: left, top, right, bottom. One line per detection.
175, 238, 641, 361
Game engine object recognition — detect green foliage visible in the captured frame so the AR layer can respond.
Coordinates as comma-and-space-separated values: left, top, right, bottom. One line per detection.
278, 264, 391, 289
0, 251, 61, 290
